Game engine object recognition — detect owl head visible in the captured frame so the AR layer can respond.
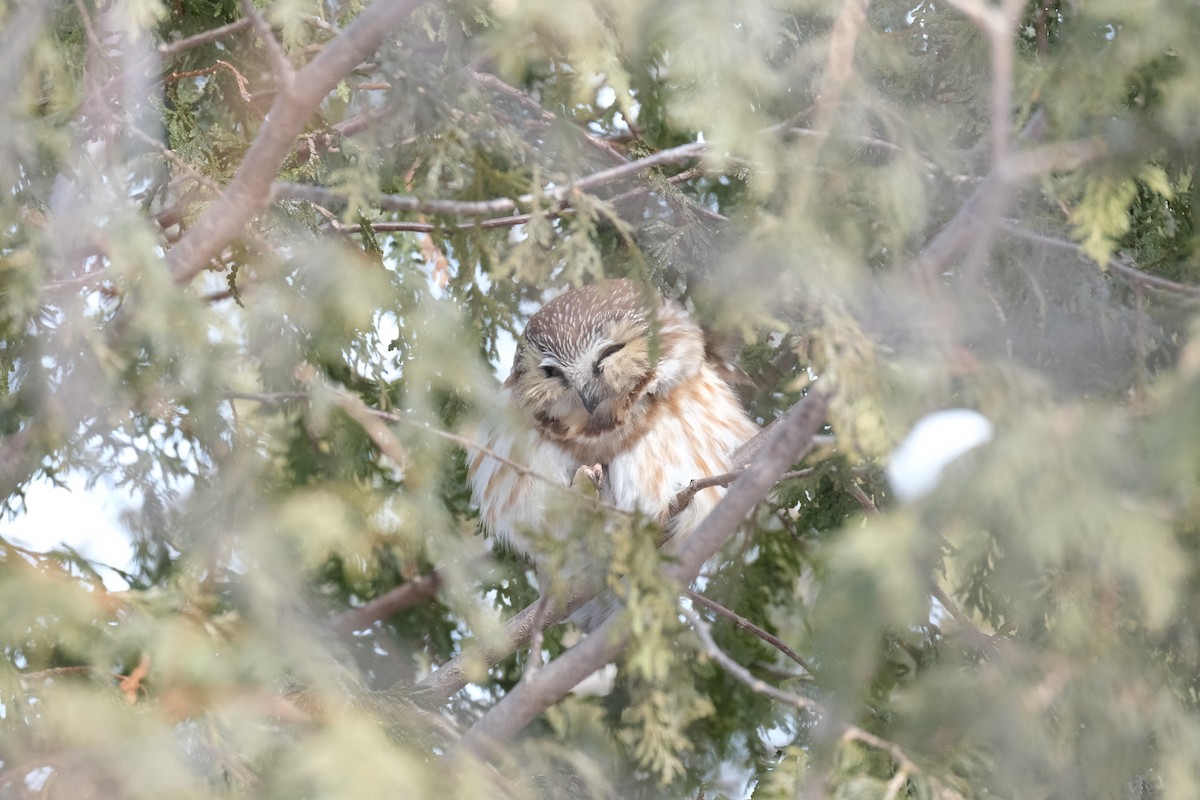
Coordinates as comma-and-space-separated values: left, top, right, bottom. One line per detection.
505, 279, 706, 461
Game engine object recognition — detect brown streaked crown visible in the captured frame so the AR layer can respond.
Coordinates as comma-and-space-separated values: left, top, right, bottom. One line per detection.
521, 279, 649, 365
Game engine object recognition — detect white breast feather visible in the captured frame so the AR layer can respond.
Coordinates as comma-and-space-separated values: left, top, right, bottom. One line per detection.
467, 388, 579, 557
604, 363, 757, 537
470, 366, 757, 558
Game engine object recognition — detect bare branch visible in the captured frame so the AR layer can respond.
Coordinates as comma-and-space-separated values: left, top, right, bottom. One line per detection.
458, 600, 629, 754
331, 571, 442, 633
685, 589, 816, 675
274, 181, 520, 217
843, 480, 878, 514
909, 129, 1107, 284
559, 141, 707, 199
470, 70, 631, 167
223, 389, 630, 516
667, 390, 830, 583
319, 382, 413, 472
416, 579, 602, 701
240, 0, 295, 84
842, 725, 921, 779
942, 0, 1024, 163
277, 141, 712, 238
166, 0, 424, 284
933, 0, 1028, 280
997, 221, 1200, 298
811, 0, 870, 132
682, 605, 819, 712
671, 467, 815, 517
884, 767, 912, 800
158, 18, 253, 58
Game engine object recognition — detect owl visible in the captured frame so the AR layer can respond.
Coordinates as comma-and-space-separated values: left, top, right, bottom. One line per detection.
468, 279, 758, 603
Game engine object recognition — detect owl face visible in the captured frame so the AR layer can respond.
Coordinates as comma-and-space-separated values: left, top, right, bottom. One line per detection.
505, 280, 705, 462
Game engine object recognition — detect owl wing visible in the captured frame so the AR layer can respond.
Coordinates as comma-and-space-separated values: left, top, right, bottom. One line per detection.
466, 388, 579, 558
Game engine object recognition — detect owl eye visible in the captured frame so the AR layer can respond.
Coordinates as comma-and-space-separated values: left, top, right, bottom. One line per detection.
595, 342, 625, 370
540, 363, 566, 381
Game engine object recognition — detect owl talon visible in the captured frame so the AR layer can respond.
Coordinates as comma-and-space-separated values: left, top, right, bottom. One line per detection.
572, 463, 604, 495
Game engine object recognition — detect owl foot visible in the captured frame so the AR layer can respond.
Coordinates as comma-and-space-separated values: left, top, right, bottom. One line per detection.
571, 462, 604, 495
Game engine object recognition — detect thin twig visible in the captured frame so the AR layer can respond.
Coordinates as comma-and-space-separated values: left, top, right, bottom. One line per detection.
883, 767, 911, 800
470, 70, 631, 167
842, 725, 920, 777
331, 571, 443, 633
166, 0, 425, 283
681, 605, 820, 712
223, 389, 629, 516
997, 221, 1200, 298
686, 601, 928, 792
158, 18, 254, 58
843, 480, 877, 514
278, 144, 711, 236
241, 0, 295, 84
671, 467, 816, 516
685, 589, 816, 675
940, 0, 1028, 280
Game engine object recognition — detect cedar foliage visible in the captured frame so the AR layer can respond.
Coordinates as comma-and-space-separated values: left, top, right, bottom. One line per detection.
2, 0, 1200, 798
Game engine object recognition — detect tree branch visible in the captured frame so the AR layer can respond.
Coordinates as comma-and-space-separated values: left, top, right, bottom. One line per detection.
810, 0, 869, 133
415, 580, 600, 701
934, 0, 1028, 281
681, 606, 820, 712
331, 571, 443, 633
943, 0, 1024, 164
281, 140, 707, 218
671, 467, 815, 517
166, 0, 423, 284
240, 0, 295, 84
997, 221, 1200, 298
158, 18, 253, 58
910, 128, 1107, 285
685, 589, 816, 675
681, 605, 927, 789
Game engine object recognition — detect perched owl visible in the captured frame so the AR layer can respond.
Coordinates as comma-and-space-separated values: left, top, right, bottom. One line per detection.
468, 279, 757, 603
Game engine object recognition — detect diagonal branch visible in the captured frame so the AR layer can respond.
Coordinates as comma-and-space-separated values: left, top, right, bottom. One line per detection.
158, 18, 253, 58
681, 606, 819, 712
683, 606, 929, 788
166, 0, 423, 284
935, 0, 1029, 280
685, 589, 816, 675
997, 221, 1200, 298
240, 0, 295, 84
331, 571, 443, 633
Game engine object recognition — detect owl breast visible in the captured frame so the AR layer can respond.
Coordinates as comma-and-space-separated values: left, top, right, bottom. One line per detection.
601, 362, 757, 537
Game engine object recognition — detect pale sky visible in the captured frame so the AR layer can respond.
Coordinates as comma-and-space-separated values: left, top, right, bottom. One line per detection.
5, 472, 136, 590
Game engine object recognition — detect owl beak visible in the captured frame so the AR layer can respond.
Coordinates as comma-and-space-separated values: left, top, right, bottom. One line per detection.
579, 386, 603, 415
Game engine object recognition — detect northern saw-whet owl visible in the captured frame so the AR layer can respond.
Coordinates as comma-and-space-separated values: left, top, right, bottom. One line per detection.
468, 279, 758, 609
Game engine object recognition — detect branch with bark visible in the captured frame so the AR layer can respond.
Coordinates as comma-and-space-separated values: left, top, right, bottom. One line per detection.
165, 0, 424, 284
